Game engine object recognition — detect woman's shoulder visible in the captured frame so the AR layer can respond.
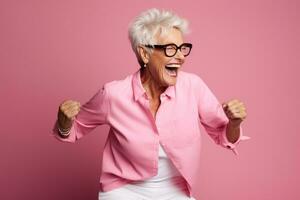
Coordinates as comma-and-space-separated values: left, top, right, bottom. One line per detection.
177, 71, 212, 98
102, 73, 134, 96
178, 70, 206, 86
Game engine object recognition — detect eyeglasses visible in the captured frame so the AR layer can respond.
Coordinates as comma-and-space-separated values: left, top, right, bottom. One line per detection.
145, 43, 193, 57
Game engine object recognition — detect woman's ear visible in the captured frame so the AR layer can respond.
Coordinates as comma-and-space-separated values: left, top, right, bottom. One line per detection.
137, 45, 150, 64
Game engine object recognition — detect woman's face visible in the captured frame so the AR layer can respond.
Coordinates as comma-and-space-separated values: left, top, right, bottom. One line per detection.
147, 28, 186, 87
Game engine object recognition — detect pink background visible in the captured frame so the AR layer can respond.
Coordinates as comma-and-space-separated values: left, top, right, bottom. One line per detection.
1, 0, 299, 199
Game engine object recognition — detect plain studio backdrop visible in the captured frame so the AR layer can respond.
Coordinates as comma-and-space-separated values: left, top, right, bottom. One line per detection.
1, 0, 299, 200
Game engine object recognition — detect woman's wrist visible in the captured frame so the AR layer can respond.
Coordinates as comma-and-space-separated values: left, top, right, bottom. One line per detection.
58, 123, 71, 137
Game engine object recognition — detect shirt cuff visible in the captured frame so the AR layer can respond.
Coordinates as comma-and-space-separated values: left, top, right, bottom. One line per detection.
220, 125, 251, 155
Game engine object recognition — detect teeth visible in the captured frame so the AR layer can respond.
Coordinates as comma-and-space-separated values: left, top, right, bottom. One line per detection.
165, 64, 180, 68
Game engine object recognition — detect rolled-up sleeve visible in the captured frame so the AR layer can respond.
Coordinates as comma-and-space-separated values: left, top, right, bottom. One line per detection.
52, 85, 110, 143
194, 76, 250, 155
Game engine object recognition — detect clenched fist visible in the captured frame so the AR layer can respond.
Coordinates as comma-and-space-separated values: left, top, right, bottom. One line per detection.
57, 100, 81, 130
222, 99, 247, 128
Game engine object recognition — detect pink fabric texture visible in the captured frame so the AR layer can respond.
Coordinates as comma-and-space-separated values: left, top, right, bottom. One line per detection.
53, 69, 250, 197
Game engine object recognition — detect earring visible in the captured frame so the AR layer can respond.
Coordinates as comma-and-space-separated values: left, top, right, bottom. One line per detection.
144, 63, 147, 68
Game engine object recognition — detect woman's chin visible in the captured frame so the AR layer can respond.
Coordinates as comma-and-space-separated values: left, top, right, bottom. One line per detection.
163, 76, 177, 86
166, 72, 178, 85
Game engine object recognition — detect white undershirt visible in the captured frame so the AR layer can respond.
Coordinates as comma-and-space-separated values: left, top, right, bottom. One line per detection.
141, 143, 181, 182
120, 144, 188, 197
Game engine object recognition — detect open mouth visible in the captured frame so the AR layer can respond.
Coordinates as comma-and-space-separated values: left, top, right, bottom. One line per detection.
165, 64, 180, 77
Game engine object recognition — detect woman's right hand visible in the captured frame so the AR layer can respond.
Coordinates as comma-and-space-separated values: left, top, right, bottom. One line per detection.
57, 100, 81, 130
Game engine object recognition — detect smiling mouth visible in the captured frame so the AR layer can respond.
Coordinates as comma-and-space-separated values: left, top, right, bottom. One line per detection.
165, 64, 180, 77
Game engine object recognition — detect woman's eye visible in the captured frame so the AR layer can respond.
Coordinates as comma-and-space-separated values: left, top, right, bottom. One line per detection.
166, 46, 176, 51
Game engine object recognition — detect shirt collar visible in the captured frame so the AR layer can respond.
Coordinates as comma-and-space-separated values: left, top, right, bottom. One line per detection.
132, 69, 176, 101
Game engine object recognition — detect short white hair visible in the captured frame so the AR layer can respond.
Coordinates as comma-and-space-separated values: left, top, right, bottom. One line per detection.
128, 8, 189, 66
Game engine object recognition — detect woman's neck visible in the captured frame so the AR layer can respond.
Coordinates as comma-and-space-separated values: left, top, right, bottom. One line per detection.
140, 68, 166, 100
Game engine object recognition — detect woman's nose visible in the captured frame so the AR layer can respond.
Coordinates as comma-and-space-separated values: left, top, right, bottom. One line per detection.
174, 49, 185, 60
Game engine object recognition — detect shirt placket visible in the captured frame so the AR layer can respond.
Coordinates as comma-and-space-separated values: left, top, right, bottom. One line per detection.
139, 94, 160, 175
155, 95, 184, 179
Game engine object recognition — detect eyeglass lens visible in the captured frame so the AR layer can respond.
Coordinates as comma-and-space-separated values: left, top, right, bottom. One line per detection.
165, 44, 191, 57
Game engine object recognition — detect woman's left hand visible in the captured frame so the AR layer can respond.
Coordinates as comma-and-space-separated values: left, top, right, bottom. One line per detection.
222, 99, 247, 127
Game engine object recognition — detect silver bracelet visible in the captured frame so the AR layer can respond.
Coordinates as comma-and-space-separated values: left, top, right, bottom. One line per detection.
58, 125, 71, 136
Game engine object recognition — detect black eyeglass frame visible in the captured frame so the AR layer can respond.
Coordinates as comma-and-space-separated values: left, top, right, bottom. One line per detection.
145, 43, 193, 57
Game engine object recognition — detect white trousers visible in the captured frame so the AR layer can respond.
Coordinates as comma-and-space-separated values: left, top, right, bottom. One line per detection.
98, 177, 196, 200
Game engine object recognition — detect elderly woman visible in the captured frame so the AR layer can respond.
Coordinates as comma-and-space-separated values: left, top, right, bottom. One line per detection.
53, 8, 250, 200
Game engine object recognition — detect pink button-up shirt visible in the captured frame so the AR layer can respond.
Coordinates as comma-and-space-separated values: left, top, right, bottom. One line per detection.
53, 70, 250, 197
